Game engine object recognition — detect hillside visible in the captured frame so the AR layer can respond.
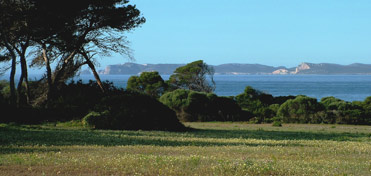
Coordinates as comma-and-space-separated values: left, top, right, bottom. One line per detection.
94, 62, 371, 75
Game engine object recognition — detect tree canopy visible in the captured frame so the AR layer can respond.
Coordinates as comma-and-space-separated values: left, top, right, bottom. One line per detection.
168, 60, 215, 93
127, 71, 167, 98
0, 0, 145, 106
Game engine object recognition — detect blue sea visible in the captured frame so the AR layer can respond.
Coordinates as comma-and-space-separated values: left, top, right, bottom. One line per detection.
3, 74, 371, 102
73, 74, 371, 102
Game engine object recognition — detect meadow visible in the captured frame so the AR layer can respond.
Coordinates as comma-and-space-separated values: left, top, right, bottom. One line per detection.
0, 122, 370, 176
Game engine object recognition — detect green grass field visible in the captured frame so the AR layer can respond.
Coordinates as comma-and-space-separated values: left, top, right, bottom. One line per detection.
0, 122, 370, 175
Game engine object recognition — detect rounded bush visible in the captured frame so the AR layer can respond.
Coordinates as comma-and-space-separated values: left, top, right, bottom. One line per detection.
89, 90, 186, 131
160, 89, 248, 122
277, 96, 325, 123
82, 111, 109, 129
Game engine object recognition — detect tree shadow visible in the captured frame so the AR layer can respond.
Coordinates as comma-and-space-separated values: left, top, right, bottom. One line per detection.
0, 124, 369, 155
188, 128, 370, 141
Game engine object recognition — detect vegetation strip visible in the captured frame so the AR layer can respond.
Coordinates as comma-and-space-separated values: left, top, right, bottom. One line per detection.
0, 122, 370, 175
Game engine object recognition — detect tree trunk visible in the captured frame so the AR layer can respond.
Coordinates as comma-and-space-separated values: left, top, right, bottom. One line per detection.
16, 46, 30, 105
42, 43, 53, 101
81, 52, 105, 93
9, 55, 16, 106
3, 41, 17, 106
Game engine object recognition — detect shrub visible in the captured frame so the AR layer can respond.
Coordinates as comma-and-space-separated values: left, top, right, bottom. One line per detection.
272, 120, 282, 127
89, 90, 186, 131
82, 111, 109, 129
277, 96, 325, 123
320, 96, 344, 110
160, 89, 248, 122
320, 96, 368, 125
362, 97, 371, 124
273, 95, 297, 105
235, 86, 275, 123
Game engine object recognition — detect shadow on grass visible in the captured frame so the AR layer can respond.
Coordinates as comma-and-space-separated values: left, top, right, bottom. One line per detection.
0, 124, 369, 154
189, 128, 370, 141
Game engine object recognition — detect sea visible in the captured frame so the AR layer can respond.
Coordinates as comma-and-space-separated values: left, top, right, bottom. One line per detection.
3, 74, 371, 102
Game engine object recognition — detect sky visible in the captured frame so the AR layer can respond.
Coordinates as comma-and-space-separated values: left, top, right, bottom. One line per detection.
2, 0, 371, 75
98, 0, 371, 68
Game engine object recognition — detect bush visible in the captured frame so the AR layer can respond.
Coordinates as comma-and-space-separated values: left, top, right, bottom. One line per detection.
160, 89, 249, 122
235, 86, 275, 123
361, 97, 371, 124
273, 95, 297, 105
272, 120, 282, 127
277, 96, 325, 123
82, 111, 110, 129
88, 90, 186, 131
320, 96, 344, 110
320, 96, 368, 125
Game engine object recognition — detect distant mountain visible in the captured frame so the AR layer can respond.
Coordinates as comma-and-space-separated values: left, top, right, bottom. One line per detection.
99, 63, 183, 75
94, 62, 371, 75
289, 63, 371, 74
214, 64, 286, 75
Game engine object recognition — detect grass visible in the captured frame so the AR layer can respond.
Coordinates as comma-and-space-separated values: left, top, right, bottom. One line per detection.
0, 122, 370, 175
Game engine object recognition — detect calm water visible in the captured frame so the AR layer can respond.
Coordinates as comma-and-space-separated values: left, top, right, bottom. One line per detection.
3, 74, 371, 101
73, 74, 371, 102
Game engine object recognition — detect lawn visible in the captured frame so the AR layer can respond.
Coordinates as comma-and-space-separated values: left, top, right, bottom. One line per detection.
0, 122, 370, 175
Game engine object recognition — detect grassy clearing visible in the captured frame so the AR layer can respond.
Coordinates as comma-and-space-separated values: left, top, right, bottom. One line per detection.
0, 122, 370, 175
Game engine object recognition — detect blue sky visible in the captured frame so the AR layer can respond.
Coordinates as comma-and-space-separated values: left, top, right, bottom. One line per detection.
101, 0, 371, 68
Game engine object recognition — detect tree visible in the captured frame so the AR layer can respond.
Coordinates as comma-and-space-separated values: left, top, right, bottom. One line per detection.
127, 71, 167, 98
168, 60, 215, 93
0, 0, 34, 105
1, 0, 145, 105
29, 0, 145, 103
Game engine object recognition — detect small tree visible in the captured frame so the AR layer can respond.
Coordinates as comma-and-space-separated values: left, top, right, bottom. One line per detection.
168, 60, 215, 93
127, 71, 167, 98
277, 96, 325, 123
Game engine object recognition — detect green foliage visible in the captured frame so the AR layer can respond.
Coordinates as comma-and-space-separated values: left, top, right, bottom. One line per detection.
127, 71, 167, 98
272, 120, 282, 127
235, 86, 275, 123
361, 97, 371, 124
320, 96, 368, 124
277, 96, 325, 123
168, 60, 215, 93
160, 89, 248, 122
82, 111, 109, 129
269, 104, 280, 114
273, 95, 297, 105
89, 90, 186, 131
320, 96, 344, 110
159, 89, 189, 110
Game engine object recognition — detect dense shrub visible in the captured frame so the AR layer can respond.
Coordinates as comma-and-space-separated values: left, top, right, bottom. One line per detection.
160, 89, 249, 122
87, 90, 186, 131
320, 96, 344, 110
361, 97, 371, 124
273, 95, 297, 105
45, 80, 113, 121
320, 96, 368, 124
272, 120, 282, 127
235, 86, 275, 123
82, 111, 110, 129
277, 96, 325, 123
0, 80, 186, 131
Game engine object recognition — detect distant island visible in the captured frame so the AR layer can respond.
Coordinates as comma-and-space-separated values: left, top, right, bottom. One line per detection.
84, 62, 371, 75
